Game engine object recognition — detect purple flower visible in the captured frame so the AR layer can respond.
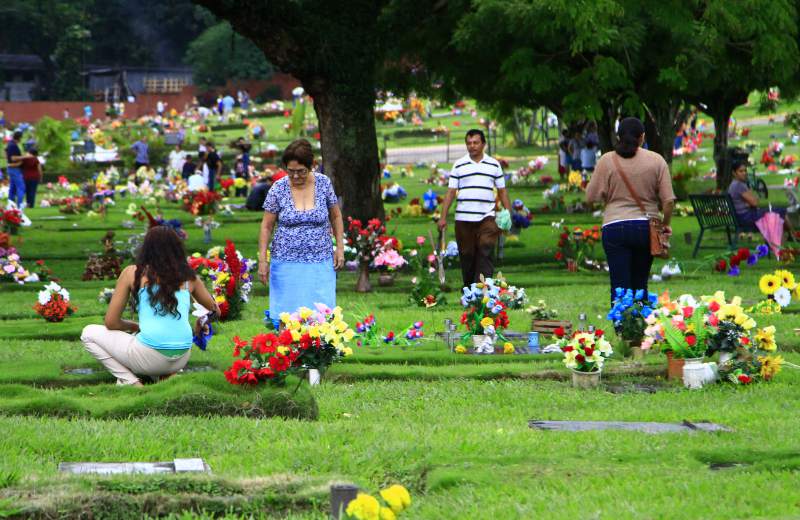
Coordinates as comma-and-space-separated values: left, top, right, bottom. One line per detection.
747, 254, 758, 266
757, 244, 769, 258
728, 266, 740, 277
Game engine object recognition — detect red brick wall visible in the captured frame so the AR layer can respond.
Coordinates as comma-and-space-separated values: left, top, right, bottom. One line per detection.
0, 73, 301, 125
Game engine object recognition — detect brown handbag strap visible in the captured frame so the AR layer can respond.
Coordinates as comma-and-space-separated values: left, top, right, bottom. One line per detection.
611, 152, 649, 217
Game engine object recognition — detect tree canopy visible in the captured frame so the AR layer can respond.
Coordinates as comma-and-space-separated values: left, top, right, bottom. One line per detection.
185, 22, 273, 88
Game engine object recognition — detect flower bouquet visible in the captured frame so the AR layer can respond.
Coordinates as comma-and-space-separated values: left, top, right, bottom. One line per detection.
224, 334, 298, 385
345, 217, 391, 292
354, 313, 424, 347
718, 325, 783, 385
526, 300, 559, 320
0, 209, 22, 235
703, 292, 756, 361
98, 287, 115, 304
182, 190, 222, 216
1, 247, 37, 284
208, 240, 255, 321
407, 241, 445, 307
459, 278, 510, 343
758, 269, 796, 308
34, 282, 76, 322
657, 299, 713, 360
553, 225, 602, 271
556, 328, 613, 372
345, 484, 412, 520
607, 288, 656, 351
493, 272, 527, 309
712, 245, 768, 276
278, 304, 355, 374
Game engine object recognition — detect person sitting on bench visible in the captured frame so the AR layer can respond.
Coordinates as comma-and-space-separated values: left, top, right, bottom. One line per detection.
728, 160, 788, 228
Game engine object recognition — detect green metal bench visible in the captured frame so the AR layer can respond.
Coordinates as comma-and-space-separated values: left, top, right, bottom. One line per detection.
688, 194, 757, 258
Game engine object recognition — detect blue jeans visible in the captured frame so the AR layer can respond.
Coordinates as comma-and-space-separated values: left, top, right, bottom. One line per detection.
601, 220, 653, 303
7, 167, 25, 206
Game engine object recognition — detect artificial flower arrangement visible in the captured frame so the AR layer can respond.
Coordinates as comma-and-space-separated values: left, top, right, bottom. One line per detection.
758, 269, 797, 308
554, 327, 613, 372
607, 288, 656, 345
718, 326, 783, 385
345, 217, 400, 267
0, 247, 38, 285
381, 182, 408, 203
207, 240, 255, 321
354, 313, 425, 347
373, 249, 407, 272
0, 208, 22, 235
224, 303, 355, 385
54, 196, 92, 214
459, 277, 510, 340
526, 299, 559, 320
553, 224, 603, 271
345, 484, 412, 520
33, 259, 55, 282
182, 190, 223, 216
98, 287, 115, 304
493, 272, 528, 309
407, 237, 445, 308
712, 245, 769, 276
34, 282, 77, 322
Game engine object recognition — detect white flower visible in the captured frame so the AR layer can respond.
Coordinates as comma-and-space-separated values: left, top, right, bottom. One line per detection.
774, 287, 792, 308
37, 291, 51, 305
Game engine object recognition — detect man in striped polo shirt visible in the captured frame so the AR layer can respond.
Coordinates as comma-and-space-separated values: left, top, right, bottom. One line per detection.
438, 129, 512, 287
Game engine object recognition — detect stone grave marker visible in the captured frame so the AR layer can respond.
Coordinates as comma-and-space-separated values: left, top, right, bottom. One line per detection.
59, 458, 211, 475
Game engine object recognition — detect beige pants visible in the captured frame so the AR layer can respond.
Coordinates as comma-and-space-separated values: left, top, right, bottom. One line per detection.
81, 324, 191, 385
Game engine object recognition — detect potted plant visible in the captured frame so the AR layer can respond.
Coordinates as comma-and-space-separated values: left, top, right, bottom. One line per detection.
34, 282, 77, 323
607, 288, 656, 359
554, 327, 613, 389
0, 209, 22, 236
459, 278, 510, 349
345, 217, 390, 293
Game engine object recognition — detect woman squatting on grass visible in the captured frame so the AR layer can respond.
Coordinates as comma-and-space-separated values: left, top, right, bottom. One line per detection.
81, 226, 219, 387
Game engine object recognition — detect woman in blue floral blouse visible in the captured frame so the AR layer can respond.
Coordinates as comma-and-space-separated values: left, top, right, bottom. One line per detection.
258, 139, 345, 326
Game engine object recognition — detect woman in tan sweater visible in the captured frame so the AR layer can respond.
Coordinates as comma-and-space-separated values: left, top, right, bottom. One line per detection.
585, 117, 675, 302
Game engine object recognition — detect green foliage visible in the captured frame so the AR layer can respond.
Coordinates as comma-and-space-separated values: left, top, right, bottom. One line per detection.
185, 22, 273, 88
34, 117, 76, 172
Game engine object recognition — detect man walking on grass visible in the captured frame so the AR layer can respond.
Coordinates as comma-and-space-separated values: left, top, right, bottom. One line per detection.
438, 129, 512, 287
5, 131, 30, 208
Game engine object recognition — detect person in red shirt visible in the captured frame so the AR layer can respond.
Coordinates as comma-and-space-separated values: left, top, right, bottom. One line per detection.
21, 148, 42, 208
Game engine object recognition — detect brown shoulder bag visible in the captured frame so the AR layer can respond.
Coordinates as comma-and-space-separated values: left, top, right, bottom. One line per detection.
611, 153, 670, 259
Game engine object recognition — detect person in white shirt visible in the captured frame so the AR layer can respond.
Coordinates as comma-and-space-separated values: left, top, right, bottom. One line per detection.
187, 171, 206, 192
438, 129, 512, 287
168, 144, 186, 176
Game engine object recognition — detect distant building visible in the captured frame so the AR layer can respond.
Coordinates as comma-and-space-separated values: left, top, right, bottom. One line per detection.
0, 54, 45, 101
0, 53, 194, 102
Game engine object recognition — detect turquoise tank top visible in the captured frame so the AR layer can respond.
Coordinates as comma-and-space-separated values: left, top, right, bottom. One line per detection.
137, 284, 192, 351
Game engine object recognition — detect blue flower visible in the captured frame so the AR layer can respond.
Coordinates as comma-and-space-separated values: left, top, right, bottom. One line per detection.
757, 244, 769, 258
492, 305, 503, 314
648, 293, 658, 305
642, 306, 653, 318
747, 254, 758, 266
634, 289, 644, 300
728, 266, 740, 277
614, 287, 625, 297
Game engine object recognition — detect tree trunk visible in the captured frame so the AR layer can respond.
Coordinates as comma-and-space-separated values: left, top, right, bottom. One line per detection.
643, 102, 680, 166
309, 82, 384, 222
597, 101, 617, 154
712, 108, 734, 191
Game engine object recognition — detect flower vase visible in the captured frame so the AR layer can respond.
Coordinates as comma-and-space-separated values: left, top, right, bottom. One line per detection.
203, 223, 212, 244
308, 368, 321, 386
566, 259, 578, 272
471, 335, 486, 350
378, 273, 395, 287
718, 351, 733, 366
571, 369, 601, 389
666, 351, 684, 380
682, 357, 705, 389
355, 262, 372, 293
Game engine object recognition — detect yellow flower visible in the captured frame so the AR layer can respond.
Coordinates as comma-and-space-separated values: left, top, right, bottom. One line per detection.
290, 330, 301, 342
503, 342, 514, 354
755, 326, 777, 351
346, 493, 381, 520
775, 269, 796, 289
343, 328, 355, 341
279, 312, 292, 324
482, 296, 490, 304
277, 346, 289, 355
480, 317, 494, 328
568, 170, 582, 187
298, 307, 313, 320
379, 485, 411, 514
234, 177, 246, 188
379, 507, 396, 520
214, 294, 226, 304
759, 274, 781, 295
758, 355, 783, 380
341, 347, 353, 356
455, 345, 467, 354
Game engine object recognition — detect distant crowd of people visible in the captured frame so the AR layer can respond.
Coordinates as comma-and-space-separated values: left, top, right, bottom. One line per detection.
557, 121, 600, 179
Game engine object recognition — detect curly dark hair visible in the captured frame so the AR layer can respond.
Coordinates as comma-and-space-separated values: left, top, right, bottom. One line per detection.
282, 138, 314, 169
131, 226, 195, 318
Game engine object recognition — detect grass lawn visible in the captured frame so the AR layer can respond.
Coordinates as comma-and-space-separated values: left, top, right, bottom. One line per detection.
2, 125, 800, 518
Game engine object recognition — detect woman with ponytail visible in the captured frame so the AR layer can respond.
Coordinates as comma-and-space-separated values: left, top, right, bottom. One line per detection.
81, 226, 219, 386
586, 117, 676, 302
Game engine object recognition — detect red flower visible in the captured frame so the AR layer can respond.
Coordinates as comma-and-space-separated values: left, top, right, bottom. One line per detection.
594, 329, 604, 337
715, 260, 727, 272
686, 334, 697, 346
682, 306, 694, 319
278, 329, 294, 345
741, 337, 750, 345
554, 251, 563, 261
575, 354, 586, 364
554, 326, 565, 338
729, 255, 740, 267
737, 374, 752, 384
584, 346, 594, 357
709, 301, 720, 312
562, 345, 574, 352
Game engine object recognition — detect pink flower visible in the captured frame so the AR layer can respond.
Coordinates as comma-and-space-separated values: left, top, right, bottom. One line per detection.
672, 318, 687, 332
427, 254, 436, 264
416, 236, 426, 245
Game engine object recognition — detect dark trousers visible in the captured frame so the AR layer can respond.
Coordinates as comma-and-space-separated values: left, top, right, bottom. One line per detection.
208, 171, 216, 192
24, 179, 39, 207
455, 217, 499, 288
602, 220, 653, 303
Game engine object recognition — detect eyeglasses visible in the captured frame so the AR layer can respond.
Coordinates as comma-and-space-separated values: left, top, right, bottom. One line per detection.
287, 167, 309, 177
